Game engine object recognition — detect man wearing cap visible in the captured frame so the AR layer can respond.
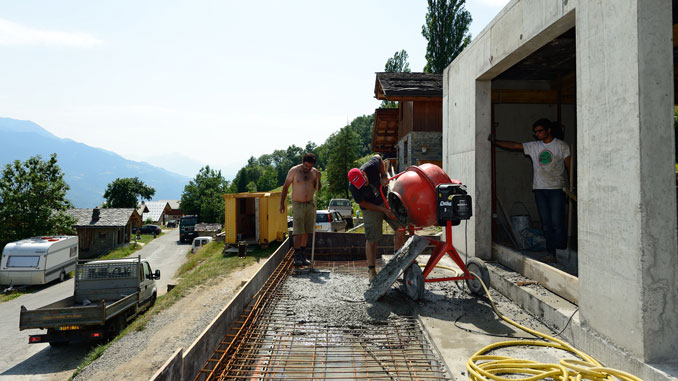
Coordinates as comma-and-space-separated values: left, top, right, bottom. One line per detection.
348, 155, 406, 281
280, 153, 322, 267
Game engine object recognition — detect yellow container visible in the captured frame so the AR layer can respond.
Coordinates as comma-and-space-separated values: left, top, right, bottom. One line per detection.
222, 192, 287, 245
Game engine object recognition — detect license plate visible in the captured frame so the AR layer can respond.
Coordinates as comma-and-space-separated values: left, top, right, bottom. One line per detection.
58, 325, 80, 331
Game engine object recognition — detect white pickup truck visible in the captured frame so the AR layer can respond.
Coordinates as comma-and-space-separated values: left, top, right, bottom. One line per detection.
19, 257, 160, 346
328, 198, 354, 228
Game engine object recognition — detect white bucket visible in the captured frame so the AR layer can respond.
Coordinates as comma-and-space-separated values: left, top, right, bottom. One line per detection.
511, 215, 531, 248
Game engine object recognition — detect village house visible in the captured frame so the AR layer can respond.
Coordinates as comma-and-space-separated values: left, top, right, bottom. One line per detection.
66, 208, 142, 258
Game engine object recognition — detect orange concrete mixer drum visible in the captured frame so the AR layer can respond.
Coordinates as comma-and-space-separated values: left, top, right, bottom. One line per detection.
388, 164, 461, 228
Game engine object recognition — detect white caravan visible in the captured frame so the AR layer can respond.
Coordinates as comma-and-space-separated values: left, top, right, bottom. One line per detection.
0, 236, 78, 286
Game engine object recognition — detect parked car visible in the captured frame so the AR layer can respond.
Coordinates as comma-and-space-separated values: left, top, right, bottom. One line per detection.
134, 224, 162, 235
191, 236, 213, 253
328, 198, 354, 228
166, 220, 177, 228
315, 210, 347, 232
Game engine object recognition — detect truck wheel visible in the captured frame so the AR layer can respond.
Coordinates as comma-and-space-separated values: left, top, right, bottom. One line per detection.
59, 271, 66, 282
150, 293, 156, 307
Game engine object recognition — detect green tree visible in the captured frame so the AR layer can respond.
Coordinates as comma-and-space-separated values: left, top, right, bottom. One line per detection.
181, 166, 229, 223
103, 177, 155, 208
326, 126, 360, 198
422, 0, 472, 73
256, 167, 278, 191
385, 49, 411, 73
348, 114, 374, 157
0, 154, 75, 249
382, 50, 411, 108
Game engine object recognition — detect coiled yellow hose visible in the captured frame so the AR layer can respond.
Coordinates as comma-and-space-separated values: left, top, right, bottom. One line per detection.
420, 264, 641, 381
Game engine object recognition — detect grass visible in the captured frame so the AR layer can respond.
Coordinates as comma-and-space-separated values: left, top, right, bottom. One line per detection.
69, 240, 280, 379
98, 234, 161, 260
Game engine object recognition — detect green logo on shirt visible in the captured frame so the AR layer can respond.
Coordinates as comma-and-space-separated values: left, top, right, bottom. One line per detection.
538, 150, 553, 165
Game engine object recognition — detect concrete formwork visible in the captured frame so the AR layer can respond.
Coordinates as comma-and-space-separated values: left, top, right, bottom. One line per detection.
443, 0, 677, 374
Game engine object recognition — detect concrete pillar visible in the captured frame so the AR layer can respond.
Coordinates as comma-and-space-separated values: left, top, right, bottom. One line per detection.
577, 0, 678, 362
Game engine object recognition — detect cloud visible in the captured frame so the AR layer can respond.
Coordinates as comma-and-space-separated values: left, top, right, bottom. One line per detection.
0, 18, 102, 47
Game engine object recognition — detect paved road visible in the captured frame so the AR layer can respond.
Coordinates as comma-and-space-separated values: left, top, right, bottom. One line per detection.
0, 229, 189, 380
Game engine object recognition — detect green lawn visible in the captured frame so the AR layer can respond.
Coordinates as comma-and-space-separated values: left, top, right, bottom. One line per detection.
98, 233, 162, 260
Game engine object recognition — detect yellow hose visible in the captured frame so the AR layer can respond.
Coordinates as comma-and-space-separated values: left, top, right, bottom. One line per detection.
420, 264, 641, 381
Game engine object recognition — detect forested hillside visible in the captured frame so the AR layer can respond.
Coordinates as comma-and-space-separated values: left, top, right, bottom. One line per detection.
228, 114, 374, 207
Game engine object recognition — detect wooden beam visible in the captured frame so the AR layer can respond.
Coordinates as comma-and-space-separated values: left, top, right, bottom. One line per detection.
492, 89, 575, 104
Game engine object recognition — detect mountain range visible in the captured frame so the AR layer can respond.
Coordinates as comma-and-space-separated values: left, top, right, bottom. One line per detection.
0, 117, 190, 208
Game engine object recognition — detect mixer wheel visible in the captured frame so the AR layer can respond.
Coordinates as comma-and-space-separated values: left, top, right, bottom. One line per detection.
465, 258, 490, 297
403, 263, 425, 301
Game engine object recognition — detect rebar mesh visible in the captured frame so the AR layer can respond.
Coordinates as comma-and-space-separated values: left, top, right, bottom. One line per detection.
196, 250, 448, 380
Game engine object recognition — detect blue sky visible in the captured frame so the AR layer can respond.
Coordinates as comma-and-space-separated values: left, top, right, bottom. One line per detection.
0, 0, 509, 179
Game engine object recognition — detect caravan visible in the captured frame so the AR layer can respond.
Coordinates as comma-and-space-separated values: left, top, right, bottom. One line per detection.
0, 236, 78, 286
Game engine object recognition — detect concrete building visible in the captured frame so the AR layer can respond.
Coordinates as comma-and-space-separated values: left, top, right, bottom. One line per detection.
442, 0, 677, 377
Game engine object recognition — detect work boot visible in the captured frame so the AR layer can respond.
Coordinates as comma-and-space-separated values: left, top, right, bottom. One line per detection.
294, 249, 310, 267
368, 267, 377, 283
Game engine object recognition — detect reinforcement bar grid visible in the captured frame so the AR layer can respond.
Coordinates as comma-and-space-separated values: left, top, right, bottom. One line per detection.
196, 250, 447, 380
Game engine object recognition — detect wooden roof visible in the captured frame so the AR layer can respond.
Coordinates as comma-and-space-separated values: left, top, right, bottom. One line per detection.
374, 72, 443, 101
67, 208, 137, 228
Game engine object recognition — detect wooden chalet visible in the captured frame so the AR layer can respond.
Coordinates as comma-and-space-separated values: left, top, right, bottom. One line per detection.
67, 208, 142, 258
373, 72, 443, 172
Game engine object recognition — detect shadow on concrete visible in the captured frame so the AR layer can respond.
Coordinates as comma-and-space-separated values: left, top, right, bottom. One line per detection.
1, 341, 93, 377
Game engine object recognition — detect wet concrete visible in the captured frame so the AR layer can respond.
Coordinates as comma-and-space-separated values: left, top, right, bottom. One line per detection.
288, 261, 579, 379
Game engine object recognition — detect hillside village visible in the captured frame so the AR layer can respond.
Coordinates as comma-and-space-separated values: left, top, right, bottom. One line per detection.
1, 1, 678, 381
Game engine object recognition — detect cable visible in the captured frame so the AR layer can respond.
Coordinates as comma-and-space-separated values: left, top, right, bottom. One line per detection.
419, 255, 640, 379
465, 273, 642, 381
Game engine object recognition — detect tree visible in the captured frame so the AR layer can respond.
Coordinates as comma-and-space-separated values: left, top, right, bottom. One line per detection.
326, 126, 360, 198
0, 154, 75, 249
180, 166, 228, 223
382, 50, 411, 108
422, 0, 472, 73
385, 49, 411, 73
103, 177, 155, 208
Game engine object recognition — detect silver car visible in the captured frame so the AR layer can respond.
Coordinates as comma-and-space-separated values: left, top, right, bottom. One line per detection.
315, 210, 347, 232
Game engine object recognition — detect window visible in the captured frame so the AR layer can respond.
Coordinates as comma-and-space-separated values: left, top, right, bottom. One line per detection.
7, 256, 40, 268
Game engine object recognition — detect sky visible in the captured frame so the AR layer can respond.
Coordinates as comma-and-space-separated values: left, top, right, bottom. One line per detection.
0, 0, 510, 180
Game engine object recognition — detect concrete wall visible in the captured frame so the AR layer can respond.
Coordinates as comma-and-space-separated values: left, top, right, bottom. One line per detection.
444, 0, 677, 366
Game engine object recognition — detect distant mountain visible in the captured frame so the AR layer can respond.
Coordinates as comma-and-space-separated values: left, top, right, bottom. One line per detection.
0, 117, 190, 208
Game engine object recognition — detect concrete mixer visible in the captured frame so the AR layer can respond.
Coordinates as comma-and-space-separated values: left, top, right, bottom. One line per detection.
364, 164, 490, 302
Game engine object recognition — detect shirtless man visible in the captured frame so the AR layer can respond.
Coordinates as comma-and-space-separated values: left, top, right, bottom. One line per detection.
280, 153, 322, 266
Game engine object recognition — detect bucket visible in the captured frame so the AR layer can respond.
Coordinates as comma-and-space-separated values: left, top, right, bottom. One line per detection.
510, 215, 530, 248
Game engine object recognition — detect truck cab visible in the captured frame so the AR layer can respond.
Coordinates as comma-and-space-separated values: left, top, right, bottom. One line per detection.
179, 215, 198, 243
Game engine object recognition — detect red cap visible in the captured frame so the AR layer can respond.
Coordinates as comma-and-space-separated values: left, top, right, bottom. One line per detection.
348, 168, 366, 189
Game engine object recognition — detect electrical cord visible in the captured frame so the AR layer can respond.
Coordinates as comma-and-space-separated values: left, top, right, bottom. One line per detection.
421, 221, 638, 380
465, 273, 642, 381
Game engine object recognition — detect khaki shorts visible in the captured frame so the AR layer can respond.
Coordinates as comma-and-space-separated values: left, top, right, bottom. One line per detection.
362, 208, 403, 242
292, 201, 316, 235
